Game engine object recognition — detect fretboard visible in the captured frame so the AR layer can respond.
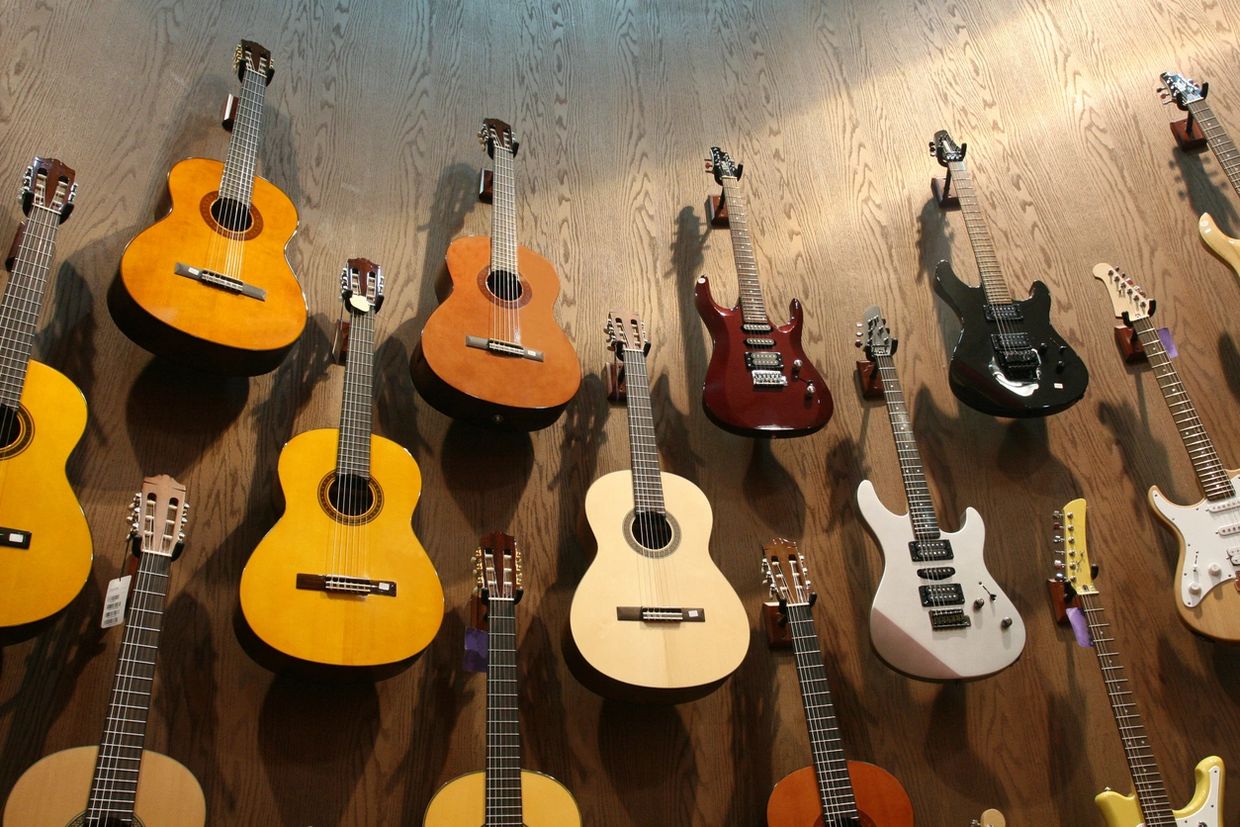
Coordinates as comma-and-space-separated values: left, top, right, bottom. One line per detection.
719, 177, 768, 324
0, 204, 61, 409
84, 551, 173, 823
621, 346, 664, 512
946, 161, 1013, 305
490, 144, 519, 283
485, 598, 522, 827
336, 310, 375, 478
1187, 98, 1240, 199
787, 603, 859, 821
218, 65, 267, 207
874, 354, 941, 539
1131, 317, 1232, 500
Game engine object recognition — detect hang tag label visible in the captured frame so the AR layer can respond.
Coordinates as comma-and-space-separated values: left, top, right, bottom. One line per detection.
463, 626, 488, 673
101, 575, 131, 629
1066, 606, 1093, 648
1157, 327, 1177, 359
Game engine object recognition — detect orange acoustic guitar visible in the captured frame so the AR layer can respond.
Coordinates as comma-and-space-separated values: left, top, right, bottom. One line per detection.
411, 118, 580, 430
112, 40, 305, 375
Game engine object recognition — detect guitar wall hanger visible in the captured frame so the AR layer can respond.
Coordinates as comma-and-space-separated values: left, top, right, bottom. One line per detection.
929, 138, 963, 208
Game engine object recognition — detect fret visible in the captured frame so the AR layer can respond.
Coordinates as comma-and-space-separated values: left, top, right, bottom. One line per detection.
0, 203, 61, 408
335, 310, 375, 479
621, 347, 666, 512
874, 357, 942, 539
719, 178, 768, 323
490, 144, 520, 280
219, 66, 267, 206
1187, 99, 1240, 198
945, 161, 1013, 305
485, 599, 522, 827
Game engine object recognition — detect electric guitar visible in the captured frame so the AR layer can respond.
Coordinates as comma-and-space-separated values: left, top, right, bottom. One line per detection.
3, 475, 205, 826
761, 539, 914, 827
855, 305, 1025, 680
568, 310, 749, 700
423, 532, 581, 827
0, 156, 93, 628
1051, 498, 1225, 826
411, 118, 580, 430
112, 40, 305, 375
694, 147, 832, 437
929, 130, 1089, 417
240, 258, 443, 666
1091, 263, 1240, 642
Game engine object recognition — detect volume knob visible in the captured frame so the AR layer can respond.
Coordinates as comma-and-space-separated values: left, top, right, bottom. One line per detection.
804, 382, 815, 398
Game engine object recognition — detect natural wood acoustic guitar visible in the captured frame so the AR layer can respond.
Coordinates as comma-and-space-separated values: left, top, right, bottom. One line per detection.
0, 156, 93, 628
3, 475, 205, 826
423, 532, 581, 827
112, 40, 305, 375
240, 258, 443, 667
411, 118, 580, 430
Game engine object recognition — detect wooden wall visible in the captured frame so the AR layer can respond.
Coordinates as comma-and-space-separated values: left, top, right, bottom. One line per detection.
2, 0, 1239, 823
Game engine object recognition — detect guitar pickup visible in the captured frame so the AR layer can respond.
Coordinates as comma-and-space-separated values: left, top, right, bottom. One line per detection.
296, 573, 397, 597
750, 370, 788, 387
741, 321, 773, 333
919, 583, 965, 607
464, 335, 544, 362
984, 303, 1024, 323
909, 538, 954, 562
916, 566, 956, 580
616, 606, 706, 623
744, 337, 775, 348
745, 351, 784, 370
174, 262, 267, 300
0, 527, 31, 549
929, 609, 972, 630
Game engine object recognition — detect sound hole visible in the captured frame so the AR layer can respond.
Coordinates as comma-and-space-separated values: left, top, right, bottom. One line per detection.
486, 269, 523, 302
328, 474, 375, 516
632, 511, 673, 551
209, 196, 255, 232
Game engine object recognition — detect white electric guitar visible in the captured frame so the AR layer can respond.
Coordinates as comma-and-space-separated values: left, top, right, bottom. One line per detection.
854, 306, 1025, 680
1092, 264, 1240, 642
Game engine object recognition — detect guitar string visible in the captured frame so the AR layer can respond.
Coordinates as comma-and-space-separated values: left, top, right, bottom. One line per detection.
721, 176, 767, 326
628, 343, 666, 609
493, 136, 521, 346
623, 343, 651, 610
948, 161, 1021, 347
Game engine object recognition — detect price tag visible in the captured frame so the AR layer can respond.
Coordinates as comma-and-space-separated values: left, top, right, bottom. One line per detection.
101, 575, 131, 629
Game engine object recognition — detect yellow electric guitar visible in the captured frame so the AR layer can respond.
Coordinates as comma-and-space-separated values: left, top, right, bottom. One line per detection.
0, 156, 92, 628
1052, 498, 1225, 827
3, 475, 205, 826
240, 258, 443, 667
423, 532, 581, 826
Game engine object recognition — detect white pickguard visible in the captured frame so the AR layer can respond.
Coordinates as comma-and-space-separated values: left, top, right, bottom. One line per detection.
1149, 473, 1240, 607
1174, 761, 1224, 827
857, 480, 1026, 681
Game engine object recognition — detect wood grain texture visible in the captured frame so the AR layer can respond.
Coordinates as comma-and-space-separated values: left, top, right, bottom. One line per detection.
0, 0, 1238, 824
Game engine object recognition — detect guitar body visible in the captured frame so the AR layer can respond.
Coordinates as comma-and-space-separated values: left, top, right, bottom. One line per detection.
766, 762, 914, 827
933, 262, 1088, 417
423, 769, 582, 826
857, 480, 1025, 680
1199, 212, 1240, 281
112, 157, 305, 375
239, 428, 444, 666
1148, 473, 1240, 643
0, 360, 91, 627
411, 235, 580, 430
569, 470, 749, 698
3, 745, 205, 826
694, 278, 832, 437
1094, 755, 1224, 827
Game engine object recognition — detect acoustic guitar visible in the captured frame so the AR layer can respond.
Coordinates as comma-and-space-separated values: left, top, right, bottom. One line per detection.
0, 156, 92, 628
3, 475, 205, 826
761, 539, 914, 827
1051, 498, 1224, 826
1091, 263, 1240, 643
695, 147, 832, 437
568, 310, 749, 701
411, 118, 580, 430
423, 532, 581, 827
856, 306, 1025, 680
929, 130, 1089, 417
112, 39, 305, 375
240, 258, 443, 667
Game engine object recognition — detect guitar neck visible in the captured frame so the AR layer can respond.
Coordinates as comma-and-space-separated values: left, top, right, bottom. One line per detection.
1130, 317, 1232, 500
490, 144, 520, 280
786, 603, 859, 820
1187, 98, 1240, 199
485, 598, 522, 827
873, 354, 942, 538
336, 310, 375, 478
0, 204, 61, 409
946, 160, 1014, 305
621, 346, 665, 512
719, 177, 768, 323
219, 65, 268, 206
84, 550, 174, 823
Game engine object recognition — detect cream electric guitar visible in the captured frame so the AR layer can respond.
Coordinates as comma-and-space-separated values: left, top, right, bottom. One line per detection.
1052, 498, 1224, 826
855, 305, 1025, 680
1092, 263, 1240, 642
568, 310, 749, 701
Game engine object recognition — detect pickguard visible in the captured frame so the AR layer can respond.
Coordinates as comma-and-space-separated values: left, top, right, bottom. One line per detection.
1151, 476, 1240, 607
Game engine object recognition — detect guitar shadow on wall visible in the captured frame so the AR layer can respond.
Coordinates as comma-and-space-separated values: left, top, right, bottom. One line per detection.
1218, 333, 1240, 404
411, 162, 485, 324
670, 204, 710, 399
721, 625, 779, 825
597, 699, 697, 825
520, 614, 578, 796
924, 685, 1004, 802
439, 420, 533, 531
549, 372, 610, 589
651, 373, 704, 481
1169, 146, 1238, 234
1095, 398, 1175, 522
916, 197, 961, 363
742, 439, 807, 540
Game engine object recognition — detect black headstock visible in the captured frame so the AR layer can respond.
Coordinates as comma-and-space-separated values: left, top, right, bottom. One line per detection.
930, 130, 966, 167
706, 146, 743, 184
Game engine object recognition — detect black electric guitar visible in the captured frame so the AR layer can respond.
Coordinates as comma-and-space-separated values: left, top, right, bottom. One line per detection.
930, 130, 1089, 417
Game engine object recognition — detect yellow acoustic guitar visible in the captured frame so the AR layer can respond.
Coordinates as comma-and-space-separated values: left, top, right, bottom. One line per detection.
112, 39, 305, 375
0, 156, 92, 628
424, 533, 581, 827
4, 475, 205, 826
240, 258, 443, 667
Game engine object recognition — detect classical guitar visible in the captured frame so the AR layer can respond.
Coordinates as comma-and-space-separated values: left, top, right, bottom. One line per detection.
1091, 263, 1240, 642
423, 532, 581, 827
0, 157, 92, 628
695, 147, 832, 437
856, 305, 1025, 680
3, 475, 205, 826
240, 258, 443, 667
761, 540, 913, 827
112, 39, 304, 375
1051, 498, 1225, 826
569, 310, 748, 701
411, 118, 580, 430
930, 130, 1088, 417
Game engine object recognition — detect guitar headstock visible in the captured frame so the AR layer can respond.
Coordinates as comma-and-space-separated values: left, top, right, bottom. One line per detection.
234, 40, 275, 84
761, 538, 816, 608
1091, 262, 1154, 326
705, 146, 743, 184
1159, 71, 1206, 110
971, 810, 1006, 827
340, 257, 384, 315
479, 118, 519, 159
605, 309, 650, 355
128, 475, 189, 560
1052, 498, 1098, 598
929, 129, 966, 167
473, 531, 523, 604
21, 157, 77, 223
856, 304, 897, 359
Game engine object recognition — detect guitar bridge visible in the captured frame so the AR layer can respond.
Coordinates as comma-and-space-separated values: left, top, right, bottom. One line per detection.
464, 335, 544, 361
990, 332, 1039, 377
296, 573, 397, 597
174, 262, 267, 300
616, 606, 706, 623
929, 609, 972, 630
